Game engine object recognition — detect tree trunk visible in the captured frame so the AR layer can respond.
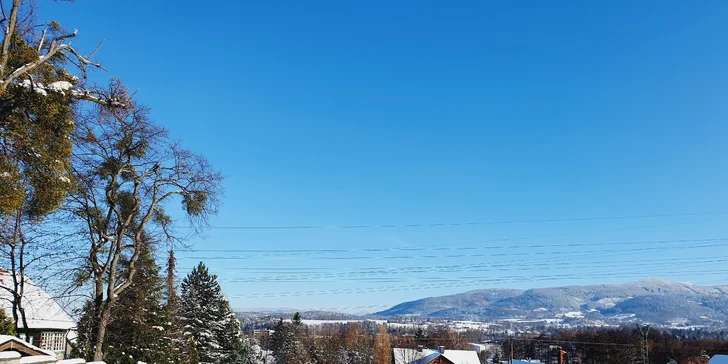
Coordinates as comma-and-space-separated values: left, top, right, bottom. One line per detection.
91, 277, 105, 361
92, 303, 112, 361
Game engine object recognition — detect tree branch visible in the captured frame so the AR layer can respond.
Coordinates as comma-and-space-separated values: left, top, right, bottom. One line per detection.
0, 0, 21, 75
36, 28, 45, 52
1, 29, 106, 90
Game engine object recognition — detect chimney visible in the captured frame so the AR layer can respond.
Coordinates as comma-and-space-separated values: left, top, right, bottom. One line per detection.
417, 346, 423, 353
438, 346, 445, 354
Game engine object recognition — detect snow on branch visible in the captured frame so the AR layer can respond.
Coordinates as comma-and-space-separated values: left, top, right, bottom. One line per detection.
1, 28, 105, 90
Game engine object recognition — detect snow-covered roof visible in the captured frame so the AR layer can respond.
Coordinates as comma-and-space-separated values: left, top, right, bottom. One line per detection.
0, 334, 56, 357
393, 348, 437, 364
393, 348, 479, 364
710, 355, 728, 364
441, 350, 479, 364
0, 272, 75, 330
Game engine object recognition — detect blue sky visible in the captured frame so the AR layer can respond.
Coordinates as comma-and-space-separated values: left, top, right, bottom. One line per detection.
46, 1, 728, 312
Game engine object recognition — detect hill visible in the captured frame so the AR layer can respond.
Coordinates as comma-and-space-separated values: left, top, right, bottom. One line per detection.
373, 279, 728, 327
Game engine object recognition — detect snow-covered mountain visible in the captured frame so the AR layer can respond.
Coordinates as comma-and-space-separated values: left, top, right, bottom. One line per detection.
373, 279, 728, 327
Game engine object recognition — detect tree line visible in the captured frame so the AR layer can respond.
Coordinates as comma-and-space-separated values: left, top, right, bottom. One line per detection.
255, 319, 728, 364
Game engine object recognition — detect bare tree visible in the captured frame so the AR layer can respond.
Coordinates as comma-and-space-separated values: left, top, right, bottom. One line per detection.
0, 216, 79, 334
65, 80, 223, 361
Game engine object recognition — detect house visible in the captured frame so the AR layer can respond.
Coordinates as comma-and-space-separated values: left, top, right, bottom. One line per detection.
710, 355, 728, 364
0, 271, 75, 359
470, 343, 500, 354
393, 347, 480, 364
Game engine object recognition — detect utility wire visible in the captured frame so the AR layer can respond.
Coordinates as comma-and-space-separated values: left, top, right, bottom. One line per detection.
183, 239, 727, 261
189, 211, 727, 230
220, 255, 728, 283
181, 217, 722, 259
182, 237, 726, 257
231, 267, 728, 298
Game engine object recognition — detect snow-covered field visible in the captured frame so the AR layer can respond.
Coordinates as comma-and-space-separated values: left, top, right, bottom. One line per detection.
294, 319, 388, 326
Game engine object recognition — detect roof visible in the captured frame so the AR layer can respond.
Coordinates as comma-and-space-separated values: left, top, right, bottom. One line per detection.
393, 348, 480, 364
710, 355, 728, 364
0, 272, 75, 330
441, 350, 479, 364
0, 335, 55, 357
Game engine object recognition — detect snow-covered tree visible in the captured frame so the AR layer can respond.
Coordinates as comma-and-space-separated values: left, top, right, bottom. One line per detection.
180, 262, 248, 364
271, 319, 308, 364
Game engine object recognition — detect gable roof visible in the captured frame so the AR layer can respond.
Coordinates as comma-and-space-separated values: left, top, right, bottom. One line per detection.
0, 272, 75, 330
0, 335, 55, 357
710, 355, 728, 364
393, 348, 479, 364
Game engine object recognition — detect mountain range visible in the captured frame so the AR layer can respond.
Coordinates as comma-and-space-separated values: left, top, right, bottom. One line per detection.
372, 279, 728, 327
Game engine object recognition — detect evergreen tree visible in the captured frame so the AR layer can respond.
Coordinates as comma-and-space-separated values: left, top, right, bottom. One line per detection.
0, 309, 15, 336
104, 247, 173, 364
292, 312, 302, 326
71, 301, 96, 360
271, 319, 308, 364
414, 327, 426, 346
180, 262, 247, 364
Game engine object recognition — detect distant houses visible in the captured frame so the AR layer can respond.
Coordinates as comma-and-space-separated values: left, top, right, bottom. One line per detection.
0, 271, 75, 359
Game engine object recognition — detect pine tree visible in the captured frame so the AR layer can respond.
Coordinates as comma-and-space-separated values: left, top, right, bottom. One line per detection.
292, 312, 302, 326
179, 262, 247, 364
374, 325, 391, 364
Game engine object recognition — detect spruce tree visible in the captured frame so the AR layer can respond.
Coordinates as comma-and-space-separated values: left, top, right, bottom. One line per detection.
180, 262, 247, 364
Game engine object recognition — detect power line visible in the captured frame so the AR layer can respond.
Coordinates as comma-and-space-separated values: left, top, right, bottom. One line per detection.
219, 255, 728, 283
230, 267, 728, 299
188, 211, 727, 230
180, 217, 723, 261
180, 240, 721, 272
182, 239, 727, 261
182, 237, 726, 257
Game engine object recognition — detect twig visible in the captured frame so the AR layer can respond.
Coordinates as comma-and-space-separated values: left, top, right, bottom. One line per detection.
88, 39, 103, 59
36, 28, 45, 52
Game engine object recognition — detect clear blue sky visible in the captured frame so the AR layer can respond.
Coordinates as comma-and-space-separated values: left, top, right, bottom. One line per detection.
47, 0, 728, 312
